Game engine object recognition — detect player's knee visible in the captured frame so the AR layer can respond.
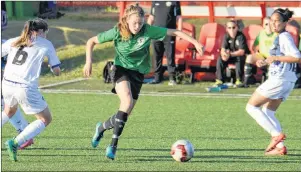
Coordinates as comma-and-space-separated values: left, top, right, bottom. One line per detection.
37, 108, 52, 126
246, 104, 259, 114
4, 106, 18, 117
39, 114, 52, 126
120, 96, 134, 112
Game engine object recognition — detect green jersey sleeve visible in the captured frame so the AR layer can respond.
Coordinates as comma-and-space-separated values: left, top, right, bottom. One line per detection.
97, 26, 118, 43
253, 34, 260, 47
145, 24, 167, 41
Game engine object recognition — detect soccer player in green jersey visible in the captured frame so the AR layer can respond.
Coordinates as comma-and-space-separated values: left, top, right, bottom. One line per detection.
243, 17, 278, 87
83, 4, 203, 160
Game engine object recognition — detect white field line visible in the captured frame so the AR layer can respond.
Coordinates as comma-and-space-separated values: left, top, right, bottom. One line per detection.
40, 89, 301, 100
39, 78, 89, 89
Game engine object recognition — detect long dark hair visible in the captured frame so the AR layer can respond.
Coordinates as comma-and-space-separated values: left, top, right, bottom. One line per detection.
12, 18, 48, 47
272, 8, 294, 22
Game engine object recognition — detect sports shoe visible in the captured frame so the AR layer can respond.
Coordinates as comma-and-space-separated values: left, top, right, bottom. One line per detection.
265, 146, 287, 156
5, 139, 18, 161
106, 145, 117, 160
213, 79, 223, 87
168, 79, 177, 86
19, 139, 34, 150
265, 133, 286, 152
91, 122, 103, 148
235, 79, 244, 87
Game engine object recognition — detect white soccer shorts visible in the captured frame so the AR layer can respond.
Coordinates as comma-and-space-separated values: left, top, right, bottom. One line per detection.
256, 79, 295, 101
2, 81, 48, 114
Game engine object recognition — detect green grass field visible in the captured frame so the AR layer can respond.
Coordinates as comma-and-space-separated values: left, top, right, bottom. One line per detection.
1, 93, 301, 171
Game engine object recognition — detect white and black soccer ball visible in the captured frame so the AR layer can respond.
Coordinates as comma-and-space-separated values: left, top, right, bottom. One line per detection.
170, 140, 194, 162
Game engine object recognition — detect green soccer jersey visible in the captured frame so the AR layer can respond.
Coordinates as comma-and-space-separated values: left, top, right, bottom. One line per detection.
253, 30, 277, 58
97, 24, 167, 74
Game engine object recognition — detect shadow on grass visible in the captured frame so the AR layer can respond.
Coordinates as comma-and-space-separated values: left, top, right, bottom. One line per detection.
40, 45, 115, 76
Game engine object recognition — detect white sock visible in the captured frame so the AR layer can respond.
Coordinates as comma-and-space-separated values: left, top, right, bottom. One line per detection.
9, 108, 29, 133
15, 119, 46, 146
262, 107, 284, 148
1, 111, 10, 127
246, 104, 281, 136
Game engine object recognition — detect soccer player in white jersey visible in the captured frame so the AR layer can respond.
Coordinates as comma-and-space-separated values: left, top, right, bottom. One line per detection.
1, 13, 34, 150
245, 8, 301, 156
1, 40, 34, 150
2, 18, 61, 161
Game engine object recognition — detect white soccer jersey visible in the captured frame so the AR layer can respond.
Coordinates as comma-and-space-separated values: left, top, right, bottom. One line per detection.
268, 32, 301, 82
2, 36, 60, 88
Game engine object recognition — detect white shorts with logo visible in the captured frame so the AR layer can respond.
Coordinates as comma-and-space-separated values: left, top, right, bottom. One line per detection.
2, 81, 47, 114
256, 79, 295, 101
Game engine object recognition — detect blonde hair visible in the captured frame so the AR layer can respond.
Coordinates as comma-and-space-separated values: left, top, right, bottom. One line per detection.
12, 18, 48, 47
117, 4, 145, 41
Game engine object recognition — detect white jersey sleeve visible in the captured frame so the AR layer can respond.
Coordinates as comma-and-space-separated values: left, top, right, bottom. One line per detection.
268, 32, 301, 82
1, 37, 18, 57
46, 43, 61, 68
280, 32, 301, 58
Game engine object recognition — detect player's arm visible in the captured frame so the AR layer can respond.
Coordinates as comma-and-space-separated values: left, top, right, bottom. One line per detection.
167, 29, 203, 55
266, 35, 301, 64
47, 43, 61, 76
252, 34, 260, 53
147, 2, 155, 25
84, 27, 117, 77
86, 36, 100, 64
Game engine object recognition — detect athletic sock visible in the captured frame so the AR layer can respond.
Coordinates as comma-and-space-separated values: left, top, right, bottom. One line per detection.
111, 111, 128, 148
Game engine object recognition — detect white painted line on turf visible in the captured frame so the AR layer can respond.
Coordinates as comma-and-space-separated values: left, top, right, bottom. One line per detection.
39, 78, 89, 89
40, 89, 301, 100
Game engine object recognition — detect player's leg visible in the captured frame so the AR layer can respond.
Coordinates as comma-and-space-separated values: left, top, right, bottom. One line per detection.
164, 35, 176, 85
105, 79, 134, 160
151, 40, 165, 83
262, 100, 287, 155
5, 106, 34, 150
215, 56, 229, 86
234, 56, 245, 86
262, 81, 295, 155
246, 91, 281, 137
4, 104, 19, 161
5, 87, 49, 161
246, 80, 291, 153
244, 54, 259, 86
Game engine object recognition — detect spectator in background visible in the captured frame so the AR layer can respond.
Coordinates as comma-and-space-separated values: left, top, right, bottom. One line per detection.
147, 1, 182, 86
243, 17, 277, 87
36, 1, 64, 19
214, 19, 250, 87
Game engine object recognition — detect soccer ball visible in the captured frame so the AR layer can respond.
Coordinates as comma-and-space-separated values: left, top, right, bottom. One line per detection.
170, 140, 194, 162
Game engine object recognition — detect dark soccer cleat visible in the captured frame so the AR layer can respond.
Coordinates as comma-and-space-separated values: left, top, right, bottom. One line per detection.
5, 139, 18, 161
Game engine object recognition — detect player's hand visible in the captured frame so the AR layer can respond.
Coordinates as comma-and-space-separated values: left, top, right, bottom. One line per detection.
194, 42, 204, 56
266, 56, 278, 64
256, 59, 268, 67
83, 62, 92, 77
221, 50, 230, 61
